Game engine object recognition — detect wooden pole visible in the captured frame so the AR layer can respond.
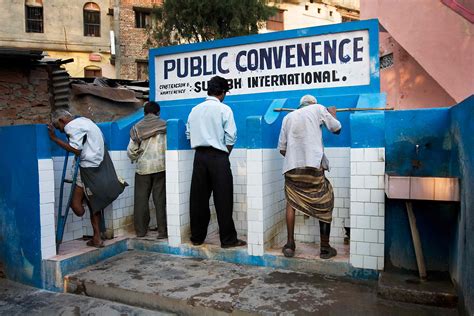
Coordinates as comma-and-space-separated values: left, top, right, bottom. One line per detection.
405, 201, 427, 280
273, 107, 394, 112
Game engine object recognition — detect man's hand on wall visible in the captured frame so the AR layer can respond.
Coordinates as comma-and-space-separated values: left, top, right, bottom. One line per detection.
327, 106, 337, 118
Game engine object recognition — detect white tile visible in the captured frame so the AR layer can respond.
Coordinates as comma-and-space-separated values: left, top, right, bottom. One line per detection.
41, 246, 56, 259
40, 203, 55, 215
40, 213, 55, 227
350, 254, 364, 268
377, 148, 385, 162
370, 216, 384, 230
356, 216, 371, 229
370, 243, 384, 257
247, 150, 262, 161
370, 189, 385, 203
356, 162, 371, 175
377, 257, 385, 270
379, 231, 385, 244
370, 162, 385, 176
38, 159, 53, 171
40, 191, 54, 204
364, 148, 379, 161
356, 189, 371, 202
252, 244, 264, 256
364, 202, 379, 216
350, 202, 364, 215
351, 149, 364, 162
350, 241, 357, 254
165, 150, 179, 160
357, 242, 370, 255
364, 176, 379, 189
351, 228, 364, 242
364, 229, 379, 243
363, 256, 378, 270
351, 176, 365, 189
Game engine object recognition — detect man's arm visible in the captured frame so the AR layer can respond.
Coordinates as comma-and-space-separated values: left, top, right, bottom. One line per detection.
322, 106, 342, 134
277, 117, 288, 156
223, 109, 237, 154
48, 124, 81, 155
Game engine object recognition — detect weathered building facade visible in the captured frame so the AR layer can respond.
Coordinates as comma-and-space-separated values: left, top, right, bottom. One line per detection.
0, 0, 115, 78
115, 0, 163, 80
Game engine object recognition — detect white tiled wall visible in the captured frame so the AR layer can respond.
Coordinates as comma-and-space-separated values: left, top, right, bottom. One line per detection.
349, 148, 385, 270
109, 151, 136, 236
166, 149, 248, 247
262, 149, 285, 249
38, 159, 56, 259
51, 151, 137, 244
246, 149, 265, 256
265, 147, 351, 248
230, 149, 248, 236
166, 150, 193, 246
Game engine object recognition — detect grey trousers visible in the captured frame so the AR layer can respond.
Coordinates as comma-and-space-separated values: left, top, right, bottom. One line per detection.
134, 171, 167, 237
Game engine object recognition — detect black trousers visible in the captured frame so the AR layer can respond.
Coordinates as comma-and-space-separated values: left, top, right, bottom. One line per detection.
190, 147, 238, 246
134, 171, 167, 237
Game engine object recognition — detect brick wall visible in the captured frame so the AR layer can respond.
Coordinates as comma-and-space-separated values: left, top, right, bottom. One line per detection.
118, 0, 163, 80
0, 66, 52, 126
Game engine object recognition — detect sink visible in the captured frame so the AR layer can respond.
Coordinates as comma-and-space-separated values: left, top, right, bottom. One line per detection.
385, 174, 460, 202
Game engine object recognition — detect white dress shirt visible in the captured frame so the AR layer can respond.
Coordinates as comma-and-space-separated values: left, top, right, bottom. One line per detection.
186, 96, 237, 153
64, 117, 104, 168
278, 104, 341, 174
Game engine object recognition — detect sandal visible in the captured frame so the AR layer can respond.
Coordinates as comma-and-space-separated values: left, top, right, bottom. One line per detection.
86, 239, 104, 248
282, 242, 296, 258
221, 239, 247, 248
320, 246, 337, 259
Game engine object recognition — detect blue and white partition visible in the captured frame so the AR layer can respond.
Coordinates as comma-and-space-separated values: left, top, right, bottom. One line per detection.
150, 19, 386, 272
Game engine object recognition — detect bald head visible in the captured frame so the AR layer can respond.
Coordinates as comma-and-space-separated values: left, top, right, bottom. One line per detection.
299, 95, 317, 108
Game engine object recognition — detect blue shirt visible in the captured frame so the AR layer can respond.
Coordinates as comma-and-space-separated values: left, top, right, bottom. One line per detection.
186, 96, 237, 153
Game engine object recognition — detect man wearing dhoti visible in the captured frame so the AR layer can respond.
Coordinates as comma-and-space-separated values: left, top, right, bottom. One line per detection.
278, 95, 341, 259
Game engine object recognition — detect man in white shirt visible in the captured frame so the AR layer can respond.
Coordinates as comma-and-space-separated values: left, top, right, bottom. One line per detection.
127, 101, 167, 239
49, 109, 125, 248
186, 76, 246, 248
278, 95, 341, 259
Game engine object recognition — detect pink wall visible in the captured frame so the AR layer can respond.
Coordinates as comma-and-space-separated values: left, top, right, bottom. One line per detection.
379, 33, 455, 109
361, 0, 474, 105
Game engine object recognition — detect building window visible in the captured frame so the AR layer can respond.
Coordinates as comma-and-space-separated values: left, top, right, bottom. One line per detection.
329, 11, 333, 17
84, 2, 100, 37
84, 65, 102, 78
266, 9, 284, 31
305, 5, 309, 11
25, 1, 43, 33
136, 61, 149, 80
134, 8, 151, 28
317, 8, 321, 14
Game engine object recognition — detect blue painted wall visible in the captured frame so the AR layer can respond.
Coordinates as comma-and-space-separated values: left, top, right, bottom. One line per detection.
0, 125, 45, 287
383, 108, 458, 273
449, 95, 474, 315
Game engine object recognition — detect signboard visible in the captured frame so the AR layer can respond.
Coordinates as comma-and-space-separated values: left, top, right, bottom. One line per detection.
151, 21, 378, 102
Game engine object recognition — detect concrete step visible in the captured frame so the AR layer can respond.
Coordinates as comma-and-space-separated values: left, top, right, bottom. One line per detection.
65, 250, 457, 315
0, 278, 173, 315
377, 271, 458, 308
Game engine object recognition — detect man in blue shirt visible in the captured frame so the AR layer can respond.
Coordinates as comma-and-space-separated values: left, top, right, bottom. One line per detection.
186, 76, 246, 248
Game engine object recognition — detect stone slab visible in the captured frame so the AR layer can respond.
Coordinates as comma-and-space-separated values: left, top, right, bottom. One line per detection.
0, 278, 173, 315
66, 250, 457, 315
378, 271, 458, 307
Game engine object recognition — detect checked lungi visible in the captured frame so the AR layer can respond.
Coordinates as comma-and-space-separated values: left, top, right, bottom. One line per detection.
284, 167, 334, 223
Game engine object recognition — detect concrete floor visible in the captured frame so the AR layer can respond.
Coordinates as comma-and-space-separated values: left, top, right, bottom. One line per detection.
0, 278, 173, 315
65, 250, 459, 315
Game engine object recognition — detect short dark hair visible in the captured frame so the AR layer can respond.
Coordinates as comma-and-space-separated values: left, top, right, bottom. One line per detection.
144, 101, 160, 114
207, 76, 230, 96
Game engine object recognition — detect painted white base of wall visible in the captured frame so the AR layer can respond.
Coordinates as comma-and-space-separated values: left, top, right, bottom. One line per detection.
37, 147, 386, 271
